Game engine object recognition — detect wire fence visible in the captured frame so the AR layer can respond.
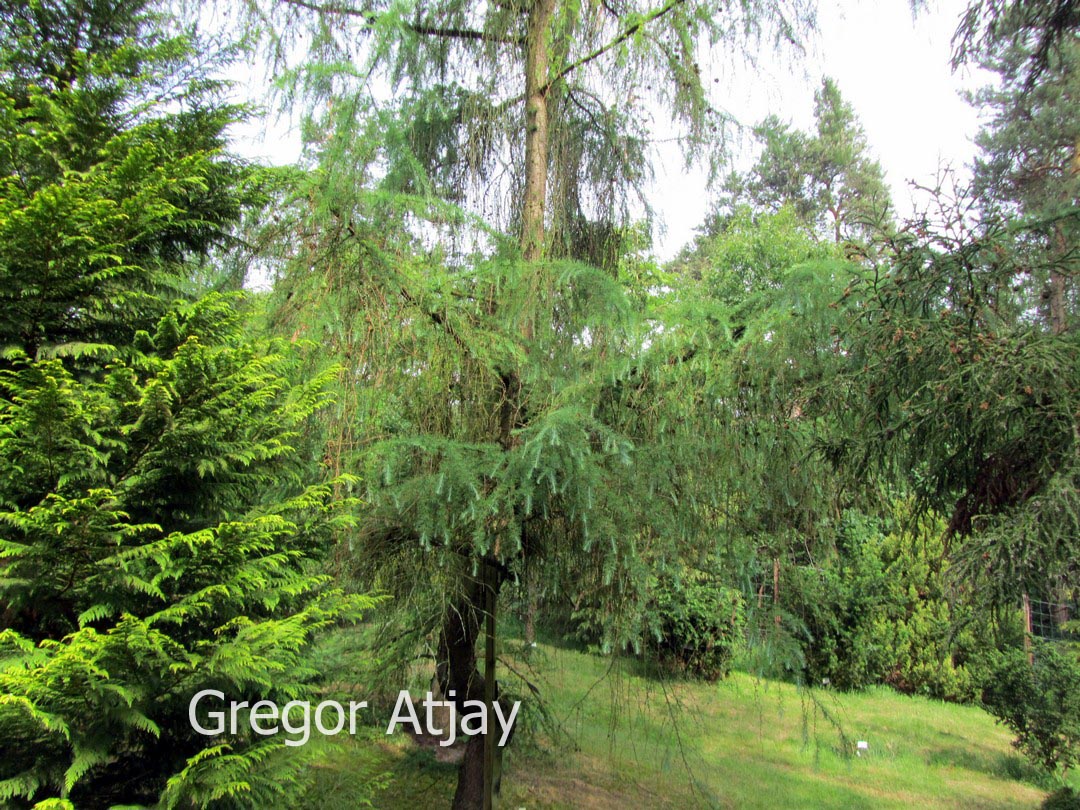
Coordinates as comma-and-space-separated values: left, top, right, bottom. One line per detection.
1028, 597, 1077, 641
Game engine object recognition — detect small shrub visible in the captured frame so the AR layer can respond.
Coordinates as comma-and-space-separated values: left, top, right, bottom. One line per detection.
650, 571, 746, 681
786, 511, 889, 690
982, 643, 1080, 776
786, 505, 995, 701
1043, 787, 1080, 810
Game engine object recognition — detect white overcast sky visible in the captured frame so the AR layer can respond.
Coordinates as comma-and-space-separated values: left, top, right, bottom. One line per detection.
228, 0, 991, 260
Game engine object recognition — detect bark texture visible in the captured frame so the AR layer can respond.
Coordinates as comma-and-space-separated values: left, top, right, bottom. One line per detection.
521, 0, 555, 262
437, 577, 488, 810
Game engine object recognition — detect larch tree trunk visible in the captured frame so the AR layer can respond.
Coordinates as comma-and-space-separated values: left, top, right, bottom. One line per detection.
445, 2, 555, 804
437, 574, 493, 810
1050, 224, 1069, 336
523, 562, 538, 647
522, 0, 554, 264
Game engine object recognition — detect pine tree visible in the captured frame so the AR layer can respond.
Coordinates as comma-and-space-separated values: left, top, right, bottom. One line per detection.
969, 32, 1079, 335
720, 77, 891, 248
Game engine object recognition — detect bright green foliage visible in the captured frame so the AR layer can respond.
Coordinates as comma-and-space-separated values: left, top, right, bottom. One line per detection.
672, 205, 833, 303
785, 506, 993, 701
668, 207, 862, 680
668, 207, 849, 538
0, 0, 256, 359
0, 2, 378, 806
983, 642, 1080, 776
869, 511, 983, 702
785, 511, 891, 691
720, 78, 891, 247
0, 294, 377, 807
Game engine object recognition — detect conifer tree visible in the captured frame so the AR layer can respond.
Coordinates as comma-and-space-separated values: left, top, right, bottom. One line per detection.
0, 3, 376, 806
969, 32, 1079, 335
720, 77, 891, 248
245, 0, 816, 805
0, 0, 253, 359
833, 8, 1079, 610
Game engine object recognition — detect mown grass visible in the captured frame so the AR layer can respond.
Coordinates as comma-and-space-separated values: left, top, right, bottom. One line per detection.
300, 638, 1074, 809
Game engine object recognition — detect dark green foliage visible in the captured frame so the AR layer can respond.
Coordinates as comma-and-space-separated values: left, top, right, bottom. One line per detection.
837, 190, 1080, 603
836, 9, 1079, 615
786, 511, 890, 691
649, 569, 745, 681
717, 78, 891, 248
785, 507, 990, 700
982, 643, 1080, 776
953, 0, 1080, 86
1043, 786, 1080, 810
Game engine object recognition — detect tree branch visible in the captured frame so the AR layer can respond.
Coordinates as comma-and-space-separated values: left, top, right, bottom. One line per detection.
334, 212, 477, 357
541, 0, 687, 93
281, 0, 525, 45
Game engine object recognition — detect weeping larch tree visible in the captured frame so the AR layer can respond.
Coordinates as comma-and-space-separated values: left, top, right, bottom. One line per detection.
241, 0, 814, 805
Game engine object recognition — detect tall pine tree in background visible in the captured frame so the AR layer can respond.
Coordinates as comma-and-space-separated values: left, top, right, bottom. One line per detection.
0, 2, 376, 807
718, 77, 891, 248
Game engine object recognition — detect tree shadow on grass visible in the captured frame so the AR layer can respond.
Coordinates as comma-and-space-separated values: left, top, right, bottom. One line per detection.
926, 746, 1056, 790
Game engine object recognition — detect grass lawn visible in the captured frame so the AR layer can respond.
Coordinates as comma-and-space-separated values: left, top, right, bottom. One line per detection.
302, 640, 1070, 809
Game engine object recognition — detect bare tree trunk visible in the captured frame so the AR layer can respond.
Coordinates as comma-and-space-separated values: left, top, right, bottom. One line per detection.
482, 564, 497, 810
524, 564, 538, 647
773, 557, 781, 627
1023, 591, 1034, 665
522, 0, 554, 263
1051, 225, 1069, 336
447, 4, 554, 806
436, 565, 509, 810
437, 576, 488, 810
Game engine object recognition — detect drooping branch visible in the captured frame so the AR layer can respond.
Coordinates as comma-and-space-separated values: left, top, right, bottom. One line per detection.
951, 0, 1080, 87
334, 211, 478, 357
541, 0, 687, 93
281, 0, 526, 45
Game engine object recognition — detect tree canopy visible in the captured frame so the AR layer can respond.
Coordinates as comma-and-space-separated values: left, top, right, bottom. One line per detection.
716, 77, 891, 249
